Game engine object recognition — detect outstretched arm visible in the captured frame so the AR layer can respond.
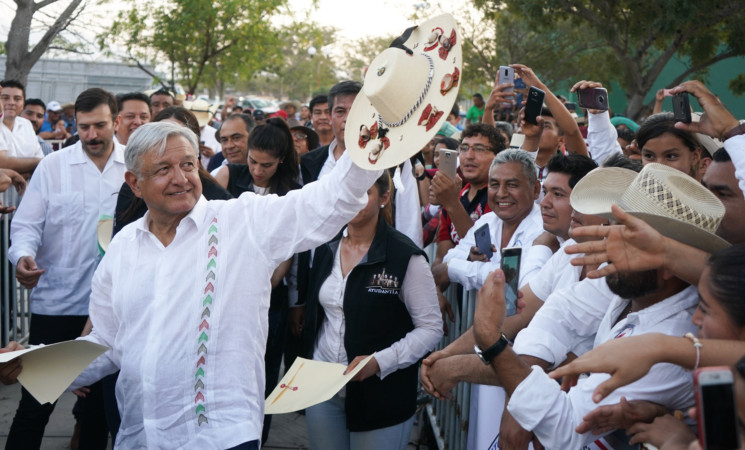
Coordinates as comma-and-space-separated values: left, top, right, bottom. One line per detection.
512, 64, 587, 156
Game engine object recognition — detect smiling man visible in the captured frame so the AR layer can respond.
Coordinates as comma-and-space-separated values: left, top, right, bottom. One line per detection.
0, 80, 44, 177
429, 124, 507, 273
434, 149, 544, 290
115, 92, 152, 145
0, 120, 381, 449
5, 87, 126, 448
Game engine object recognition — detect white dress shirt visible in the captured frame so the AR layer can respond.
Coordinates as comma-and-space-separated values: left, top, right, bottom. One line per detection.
443, 205, 544, 291
73, 153, 381, 449
2, 117, 44, 158
724, 134, 745, 196
394, 159, 424, 247
513, 272, 613, 367
8, 140, 126, 315
586, 111, 623, 166
508, 286, 698, 449
313, 233, 442, 379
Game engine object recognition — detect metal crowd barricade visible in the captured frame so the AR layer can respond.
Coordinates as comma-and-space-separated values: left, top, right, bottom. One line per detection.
423, 243, 475, 450
1, 188, 30, 347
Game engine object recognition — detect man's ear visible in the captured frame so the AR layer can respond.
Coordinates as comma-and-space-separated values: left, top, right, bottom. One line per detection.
114, 115, 121, 130
533, 179, 541, 200
125, 171, 143, 198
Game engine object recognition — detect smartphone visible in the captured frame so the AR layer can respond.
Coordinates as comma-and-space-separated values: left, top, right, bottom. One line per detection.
565, 102, 578, 112
498, 66, 515, 107
474, 223, 493, 260
673, 92, 692, 124
501, 247, 522, 316
524, 87, 545, 125
437, 148, 458, 180
577, 87, 609, 111
695, 367, 739, 450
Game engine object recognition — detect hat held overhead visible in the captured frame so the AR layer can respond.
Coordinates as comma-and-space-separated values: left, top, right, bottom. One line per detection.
347, 13, 462, 170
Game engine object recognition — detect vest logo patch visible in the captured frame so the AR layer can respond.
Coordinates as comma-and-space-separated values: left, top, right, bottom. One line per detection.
367, 269, 400, 295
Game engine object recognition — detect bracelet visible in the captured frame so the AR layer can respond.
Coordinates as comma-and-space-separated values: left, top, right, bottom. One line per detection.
684, 332, 702, 370
722, 122, 745, 141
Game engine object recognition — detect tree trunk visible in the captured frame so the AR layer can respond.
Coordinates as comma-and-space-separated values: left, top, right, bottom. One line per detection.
5, 0, 35, 85
5, 0, 85, 85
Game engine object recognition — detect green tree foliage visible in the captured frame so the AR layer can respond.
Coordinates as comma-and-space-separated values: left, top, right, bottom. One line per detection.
105, 0, 285, 95
476, 0, 745, 119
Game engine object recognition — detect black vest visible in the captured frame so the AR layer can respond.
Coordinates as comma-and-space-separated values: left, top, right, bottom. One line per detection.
301, 218, 427, 431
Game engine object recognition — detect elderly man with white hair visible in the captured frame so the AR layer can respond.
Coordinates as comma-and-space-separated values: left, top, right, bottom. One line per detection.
3, 121, 380, 449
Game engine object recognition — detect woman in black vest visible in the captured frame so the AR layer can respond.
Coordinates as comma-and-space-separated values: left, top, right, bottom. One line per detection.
300, 172, 442, 450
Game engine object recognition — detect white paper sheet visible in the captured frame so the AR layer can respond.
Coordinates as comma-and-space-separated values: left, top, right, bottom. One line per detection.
265, 354, 375, 414
0, 340, 109, 404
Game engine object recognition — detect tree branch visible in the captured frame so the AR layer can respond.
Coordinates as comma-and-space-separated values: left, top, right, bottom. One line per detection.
27, 0, 84, 62
667, 50, 741, 88
34, 0, 59, 10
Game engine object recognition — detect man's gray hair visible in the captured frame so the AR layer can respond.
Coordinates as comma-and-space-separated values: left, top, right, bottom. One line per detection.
490, 149, 538, 186
125, 122, 200, 178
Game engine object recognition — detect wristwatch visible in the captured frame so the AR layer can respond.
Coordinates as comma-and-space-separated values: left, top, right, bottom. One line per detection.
474, 333, 510, 365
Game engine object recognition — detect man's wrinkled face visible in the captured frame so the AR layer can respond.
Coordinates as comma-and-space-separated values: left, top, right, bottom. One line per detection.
488, 161, 539, 226
330, 94, 356, 149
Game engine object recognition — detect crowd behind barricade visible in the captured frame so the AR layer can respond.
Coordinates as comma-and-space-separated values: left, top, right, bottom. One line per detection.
0, 26, 744, 450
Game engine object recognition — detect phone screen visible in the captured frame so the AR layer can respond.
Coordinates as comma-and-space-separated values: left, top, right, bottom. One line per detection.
501, 248, 521, 316
701, 381, 739, 448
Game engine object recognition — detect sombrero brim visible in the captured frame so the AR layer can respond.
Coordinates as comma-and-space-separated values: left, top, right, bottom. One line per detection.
571, 167, 730, 254
97, 217, 114, 255
346, 13, 462, 170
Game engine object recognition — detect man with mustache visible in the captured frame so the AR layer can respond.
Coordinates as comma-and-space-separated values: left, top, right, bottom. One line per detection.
5, 87, 126, 449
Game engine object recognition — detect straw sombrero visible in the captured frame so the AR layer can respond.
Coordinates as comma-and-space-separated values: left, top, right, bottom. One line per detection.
570, 163, 729, 253
346, 13, 462, 170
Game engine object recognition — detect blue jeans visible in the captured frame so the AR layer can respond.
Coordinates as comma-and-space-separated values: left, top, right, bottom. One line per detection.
305, 392, 414, 450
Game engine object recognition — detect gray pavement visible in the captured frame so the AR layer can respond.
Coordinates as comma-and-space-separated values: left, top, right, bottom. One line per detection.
0, 383, 424, 449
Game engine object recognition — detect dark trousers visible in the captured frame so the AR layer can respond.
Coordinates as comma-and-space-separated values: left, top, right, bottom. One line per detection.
5, 313, 106, 450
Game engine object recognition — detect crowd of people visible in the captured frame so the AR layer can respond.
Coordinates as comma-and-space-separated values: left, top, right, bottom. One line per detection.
0, 23, 742, 450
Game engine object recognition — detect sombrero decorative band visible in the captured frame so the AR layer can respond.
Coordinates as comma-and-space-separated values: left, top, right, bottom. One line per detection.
570, 163, 730, 253
379, 53, 434, 129
633, 171, 721, 233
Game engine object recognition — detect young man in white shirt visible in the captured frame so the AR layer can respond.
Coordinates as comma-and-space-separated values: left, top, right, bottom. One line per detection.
5, 87, 126, 448
0, 79, 44, 177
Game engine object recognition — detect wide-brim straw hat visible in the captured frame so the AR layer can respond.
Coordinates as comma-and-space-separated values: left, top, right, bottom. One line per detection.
184, 99, 213, 128
570, 163, 729, 253
346, 13, 462, 170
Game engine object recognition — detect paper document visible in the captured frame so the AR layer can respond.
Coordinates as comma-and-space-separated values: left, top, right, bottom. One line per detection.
0, 340, 109, 404
265, 354, 375, 414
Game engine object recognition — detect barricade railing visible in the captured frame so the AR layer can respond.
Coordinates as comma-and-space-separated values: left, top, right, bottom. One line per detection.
1, 188, 30, 347
423, 243, 474, 450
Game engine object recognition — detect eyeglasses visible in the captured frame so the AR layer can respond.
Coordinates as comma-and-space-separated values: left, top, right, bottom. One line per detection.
292, 132, 307, 140
458, 143, 494, 154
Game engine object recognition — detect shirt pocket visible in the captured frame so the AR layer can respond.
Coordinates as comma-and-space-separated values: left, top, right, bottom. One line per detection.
47, 192, 84, 227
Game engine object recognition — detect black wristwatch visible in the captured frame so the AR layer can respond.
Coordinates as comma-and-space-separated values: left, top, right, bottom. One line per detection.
474, 333, 510, 365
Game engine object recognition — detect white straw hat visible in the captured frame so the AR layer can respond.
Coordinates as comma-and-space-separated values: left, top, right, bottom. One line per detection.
570, 163, 729, 253
346, 13, 462, 170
